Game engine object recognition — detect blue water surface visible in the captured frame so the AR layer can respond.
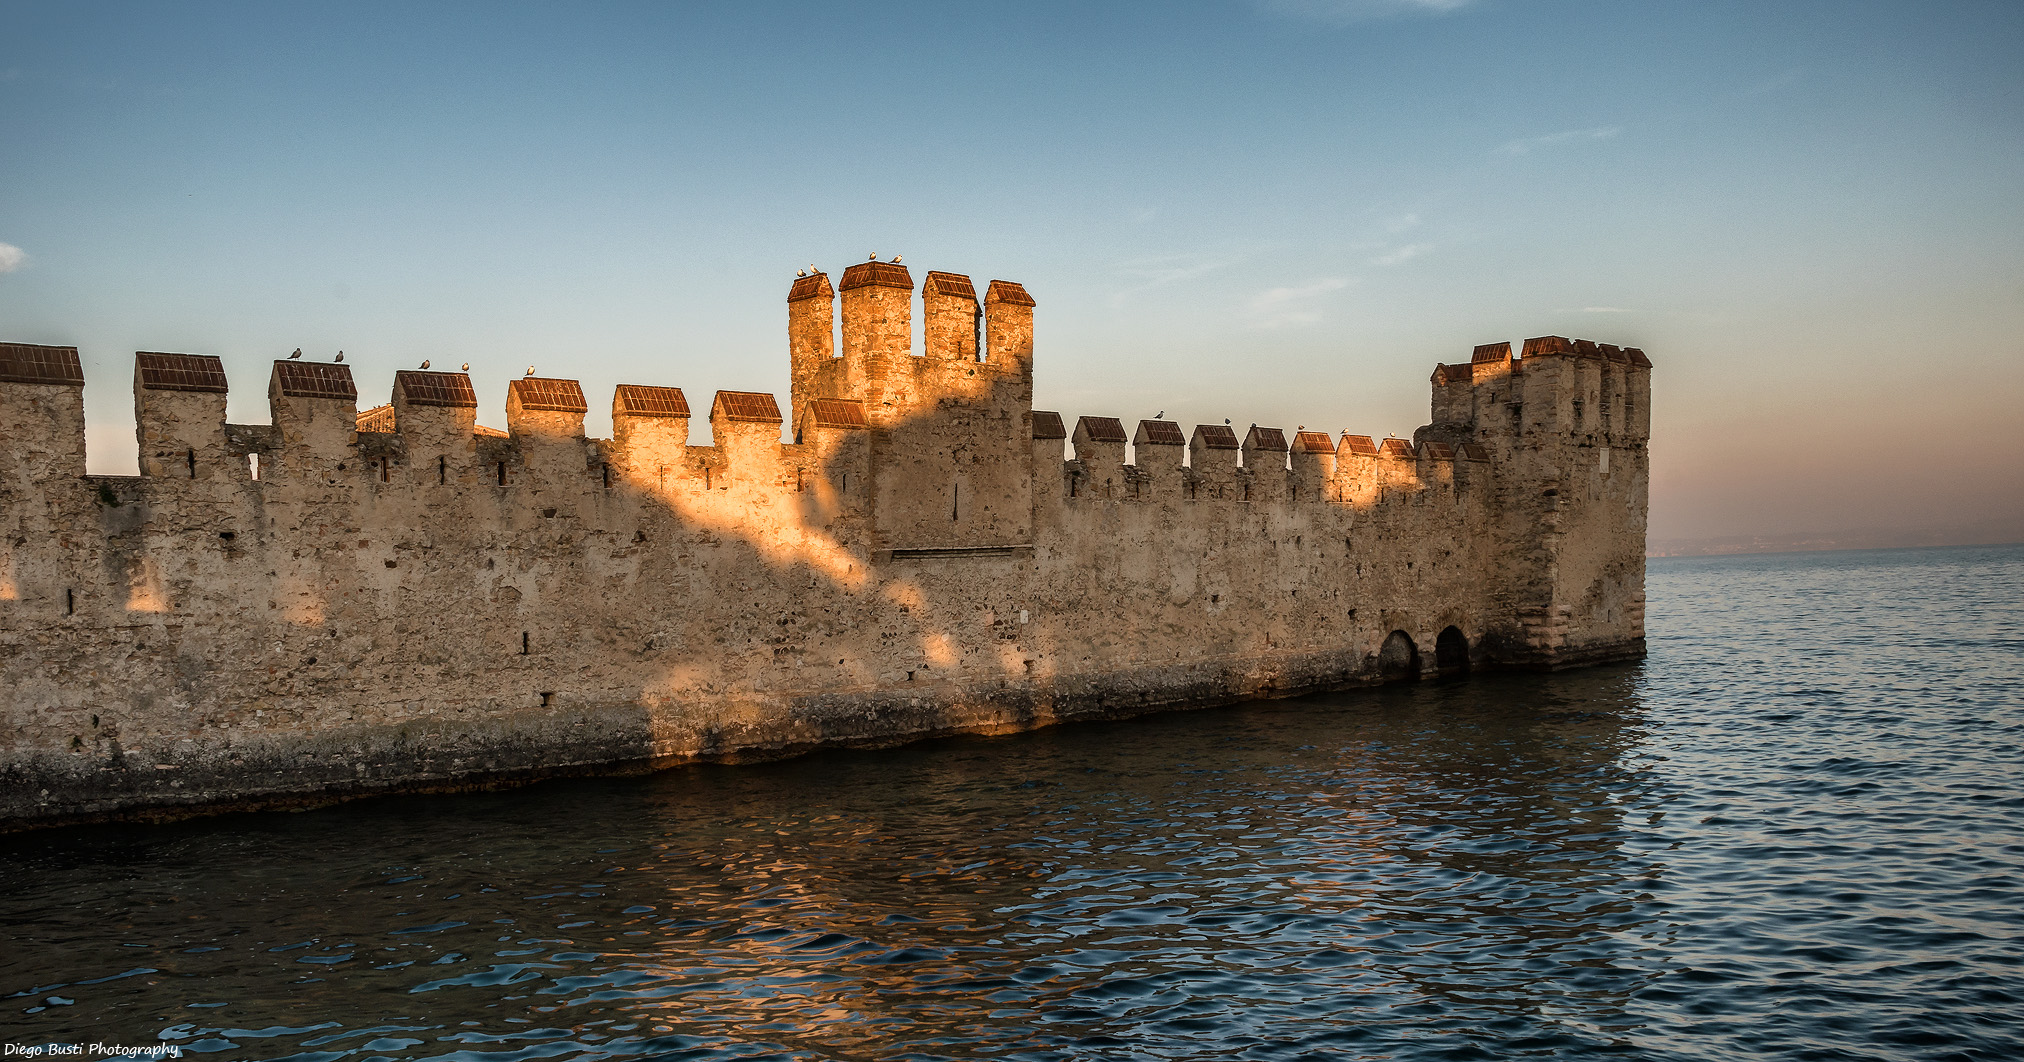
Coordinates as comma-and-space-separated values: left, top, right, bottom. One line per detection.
3, 544, 2021, 1060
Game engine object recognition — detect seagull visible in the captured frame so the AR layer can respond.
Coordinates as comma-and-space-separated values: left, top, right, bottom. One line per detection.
868, 252, 877, 260
1297, 424, 1304, 431
892, 255, 902, 264
419, 360, 430, 369
809, 263, 818, 274
525, 366, 536, 377
1155, 410, 1165, 419
797, 269, 807, 278
1223, 418, 1231, 425
335, 351, 344, 362
461, 362, 470, 372
288, 348, 302, 359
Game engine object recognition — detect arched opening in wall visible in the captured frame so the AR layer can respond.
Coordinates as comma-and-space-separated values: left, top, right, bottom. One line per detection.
1377, 630, 1419, 682
1435, 625, 1469, 676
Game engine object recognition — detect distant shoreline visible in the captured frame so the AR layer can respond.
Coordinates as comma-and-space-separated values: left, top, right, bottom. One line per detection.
1649, 535, 2022, 558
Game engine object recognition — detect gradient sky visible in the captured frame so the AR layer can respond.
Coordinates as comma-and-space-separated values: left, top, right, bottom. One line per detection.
3, 0, 2020, 544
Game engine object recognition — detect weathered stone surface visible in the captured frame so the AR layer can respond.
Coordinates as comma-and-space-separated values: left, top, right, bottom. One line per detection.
0, 272, 1650, 831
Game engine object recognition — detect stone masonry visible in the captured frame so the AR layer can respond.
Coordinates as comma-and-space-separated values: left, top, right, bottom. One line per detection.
0, 260, 1652, 830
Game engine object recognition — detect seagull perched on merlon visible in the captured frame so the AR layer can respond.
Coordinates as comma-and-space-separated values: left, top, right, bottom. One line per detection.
525, 366, 536, 377
288, 348, 301, 359
797, 269, 807, 278
335, 351, 344, 362
1223, 417, 1231, 425
892, 255, 902, 264
1155, 410, 1164, 419
419, 360, 430, 369
461, 363, 470, 372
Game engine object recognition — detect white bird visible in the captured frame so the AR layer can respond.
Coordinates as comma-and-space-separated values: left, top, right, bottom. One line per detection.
288, 348, 302, 359
335, 351, 344, 362
892, 255, 902, 264
809, 264, 818, 274
868, 252, 877, 260
525, 366, 536, 377
797, 269, 807, 278
461, 362, 470, 371
419, 360, 430, 369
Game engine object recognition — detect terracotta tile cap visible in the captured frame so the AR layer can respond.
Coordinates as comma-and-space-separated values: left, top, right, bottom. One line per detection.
1246, 426, 1289, 452
1193, 424, 1240, 450
985, 280, 1036, 307
839, 261, 914, 292
1031, 411, 1067, 439
922, 271, 978, 301
1421, 441, 1455, 460
273, 360, 357, 401
0, 342, 85, 386
1293, 430, 1335, 453
1379, 437, 1415, 458
787, 272, 833, 303
136, 351, 229, 393
1076, 416, 1129, 444
395, 370, 478, 408
1521, 335, 1574, 358
1135, 419, 1186, 446
510, 377, 589, 414
804, 398, 868, 430
1340, 434, 1380, 456
615, 384, 689, 418
712, 390, 783, 424
1471, 342, 1513, 364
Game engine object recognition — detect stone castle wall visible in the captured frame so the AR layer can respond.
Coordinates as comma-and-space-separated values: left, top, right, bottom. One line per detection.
0, 260, 1651, 830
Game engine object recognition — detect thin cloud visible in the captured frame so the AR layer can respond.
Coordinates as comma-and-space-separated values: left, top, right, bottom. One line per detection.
1258, 0, 1474, 24
1582, 306, 1632, 314
0, 243, 25, 273
1246, 277, 1353, 328
1109, 253, 1243, 306
1499, 126, 1621, 156
1372, 243, 1430, 266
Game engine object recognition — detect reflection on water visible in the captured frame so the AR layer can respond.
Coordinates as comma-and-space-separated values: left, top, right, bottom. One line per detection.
3, 544, 2021, 1060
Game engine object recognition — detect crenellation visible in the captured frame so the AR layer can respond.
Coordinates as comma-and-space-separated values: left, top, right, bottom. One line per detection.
0, 260, 1651, 831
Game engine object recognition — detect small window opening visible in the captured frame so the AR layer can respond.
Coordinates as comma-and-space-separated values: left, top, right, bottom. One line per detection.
539, 691, 553, 706
380, 458, 390, 483
248, 453, 260, 480
521, 631, 530, 655
438, 455, 447, 484
705, 467, 712, 490
65, 589, 75, 615
952, 482, 960, 521
186, 448, 196, 478
602, 463, 611, 488
497, 461, 507, 486
1069, 473, 1079, 498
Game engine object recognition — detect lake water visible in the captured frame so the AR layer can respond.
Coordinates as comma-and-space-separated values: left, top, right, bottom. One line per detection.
3, 544, 2021, 1060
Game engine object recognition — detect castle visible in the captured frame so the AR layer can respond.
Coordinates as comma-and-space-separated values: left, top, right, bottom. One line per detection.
0, 260, 1651, 830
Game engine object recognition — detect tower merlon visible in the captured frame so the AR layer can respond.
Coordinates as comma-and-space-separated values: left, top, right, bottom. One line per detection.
507, 377, 590, 441
134, 352, 230, 480
0, 342, 87, 483
1241, 426, 1289, 472
1072, 415, 1128, 469
611, 384, 689, 485
1190, 423, 1240, 470
922, 270, 981, 364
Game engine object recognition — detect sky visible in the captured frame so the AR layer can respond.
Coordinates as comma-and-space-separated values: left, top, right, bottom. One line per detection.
2, 0, 2020, 547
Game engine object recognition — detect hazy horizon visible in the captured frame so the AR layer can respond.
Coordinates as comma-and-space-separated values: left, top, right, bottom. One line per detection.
3, 1, 2019, 545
